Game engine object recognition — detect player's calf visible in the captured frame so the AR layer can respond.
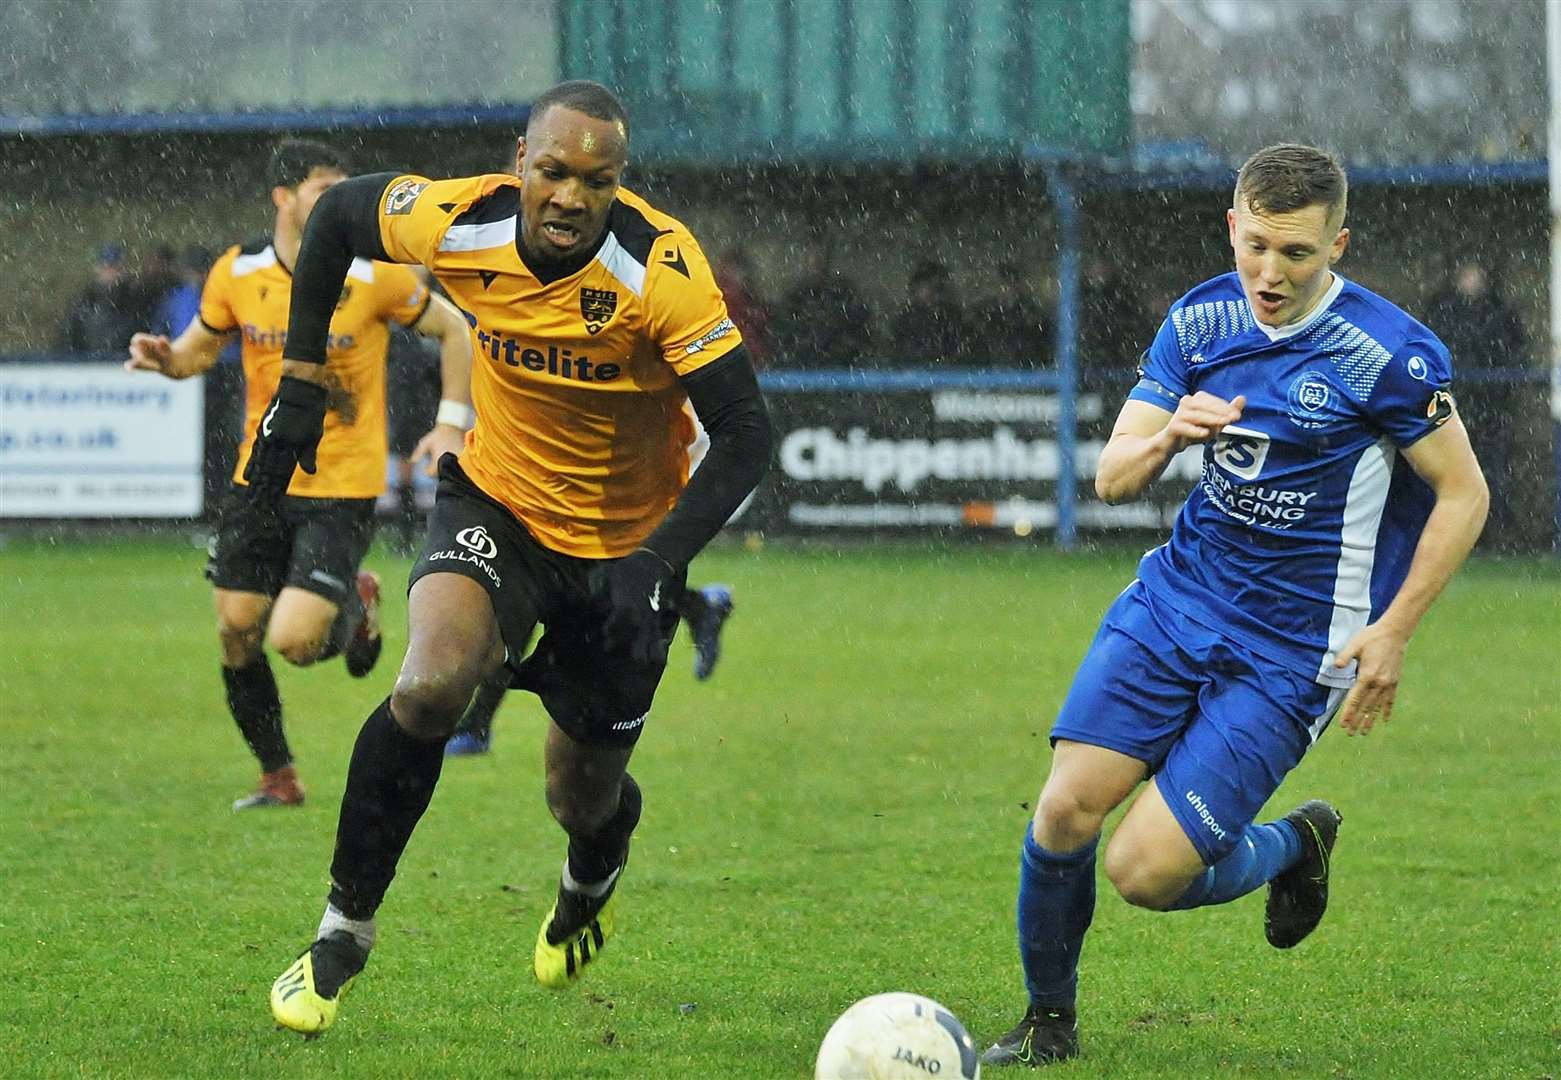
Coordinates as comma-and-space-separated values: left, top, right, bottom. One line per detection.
535, 774, 640, 988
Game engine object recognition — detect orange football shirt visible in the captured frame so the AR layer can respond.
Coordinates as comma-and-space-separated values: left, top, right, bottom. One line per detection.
375, 174, 742, 557
199, 240, 429, 498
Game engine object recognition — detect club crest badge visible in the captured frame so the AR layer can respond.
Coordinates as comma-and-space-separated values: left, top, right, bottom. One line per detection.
1286, 370, 1332, 430
580, 287, 618, 335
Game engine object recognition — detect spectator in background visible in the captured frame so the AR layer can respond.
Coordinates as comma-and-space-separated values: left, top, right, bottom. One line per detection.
1076, 254, 1144, 393
154, 245, 213, 338
129, 243, 180, 328
59, 244, 139, 353
1423, 257, 1526, 544
889, 259, 970, 365
771, 236, 874, 368
713, 246, 772, 369
969, 260, 1052, 367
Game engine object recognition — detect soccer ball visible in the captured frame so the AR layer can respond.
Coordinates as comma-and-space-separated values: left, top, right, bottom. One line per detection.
814, 992, 980, 1079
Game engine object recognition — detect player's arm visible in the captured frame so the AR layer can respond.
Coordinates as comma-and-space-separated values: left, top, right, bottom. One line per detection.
245, 172, 401, 497
280, 172, 400, 381
410, 292, 474, 417
590, 345, 771, 664
1095, 392, 1246, 503
1332, 416, 1488, 734
646, 345, 771, 568
125, 318, 231, 379
406, 291, 476, 474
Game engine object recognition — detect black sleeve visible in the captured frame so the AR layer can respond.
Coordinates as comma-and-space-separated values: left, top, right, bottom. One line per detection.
280, 171, 399, 364
641, 345, 772, 568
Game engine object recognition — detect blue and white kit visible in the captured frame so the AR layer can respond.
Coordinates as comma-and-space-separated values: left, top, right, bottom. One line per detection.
1052, 271, 1457, 860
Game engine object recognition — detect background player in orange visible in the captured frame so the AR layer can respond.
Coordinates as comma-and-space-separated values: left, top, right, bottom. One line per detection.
126, 139, 475, 811
252, 82, 771, 1035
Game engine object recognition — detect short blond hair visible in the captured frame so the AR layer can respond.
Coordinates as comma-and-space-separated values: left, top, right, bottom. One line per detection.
1235, 144, 1347, 225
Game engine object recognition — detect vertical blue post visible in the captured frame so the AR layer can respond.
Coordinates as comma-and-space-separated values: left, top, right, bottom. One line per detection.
1552, 368, 1561, 552
1045, 164, 1080, 551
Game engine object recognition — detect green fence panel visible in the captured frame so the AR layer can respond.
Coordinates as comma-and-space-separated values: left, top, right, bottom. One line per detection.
558, 0, 1129, 162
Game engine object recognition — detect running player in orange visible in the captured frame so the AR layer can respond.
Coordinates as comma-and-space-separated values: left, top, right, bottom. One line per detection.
126, 139, 475, 812
257, 83, 771, 1035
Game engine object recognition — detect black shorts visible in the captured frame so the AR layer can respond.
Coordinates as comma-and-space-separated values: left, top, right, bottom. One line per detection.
410, 455, 683, 748
205, 485, 377, 606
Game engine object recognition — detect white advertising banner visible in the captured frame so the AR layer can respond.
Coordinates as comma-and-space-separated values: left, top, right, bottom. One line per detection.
0, 363, 204, 517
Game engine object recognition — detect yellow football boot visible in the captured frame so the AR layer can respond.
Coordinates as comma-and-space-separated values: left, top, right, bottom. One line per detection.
534, 883, 620, 989
270, 932, 368, 1035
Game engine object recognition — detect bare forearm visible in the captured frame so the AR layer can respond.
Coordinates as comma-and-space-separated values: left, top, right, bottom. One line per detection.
165, 333, 224, 379
280, 359, 329, 385
436, 331, 473, 407
1095, 430, 1182, 504
1374, 483, 1489, 639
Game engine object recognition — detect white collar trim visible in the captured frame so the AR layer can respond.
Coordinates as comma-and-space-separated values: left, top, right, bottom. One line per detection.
1249, 273, 1346, 342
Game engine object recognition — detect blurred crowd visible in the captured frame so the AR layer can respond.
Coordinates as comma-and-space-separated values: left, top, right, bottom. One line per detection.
57, 235, 1148, 379
54, 237, 1532, 544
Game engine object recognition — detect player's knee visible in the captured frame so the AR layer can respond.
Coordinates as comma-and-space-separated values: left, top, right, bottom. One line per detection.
1034, 786, 1107, 851
217, 616, 265, 666
547, 791, 615, 839
1103, 839, 1183, 911
389, 670, 471, 739
545, 774, 619, 838
269, 627, 328, 667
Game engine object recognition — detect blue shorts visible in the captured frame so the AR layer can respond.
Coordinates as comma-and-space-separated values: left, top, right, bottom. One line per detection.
1050, 581, 1345, 864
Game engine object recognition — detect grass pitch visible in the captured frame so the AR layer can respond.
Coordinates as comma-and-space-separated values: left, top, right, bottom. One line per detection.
1, 536, 1556, 1078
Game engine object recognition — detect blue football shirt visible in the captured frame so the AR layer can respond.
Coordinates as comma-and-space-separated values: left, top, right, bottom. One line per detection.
1128, 272, 1457, 687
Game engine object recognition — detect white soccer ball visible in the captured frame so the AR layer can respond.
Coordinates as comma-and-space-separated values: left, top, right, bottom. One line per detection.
814, 992, 981, 1079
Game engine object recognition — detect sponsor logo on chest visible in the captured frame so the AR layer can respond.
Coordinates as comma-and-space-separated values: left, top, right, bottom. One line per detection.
460, 308, 625, 383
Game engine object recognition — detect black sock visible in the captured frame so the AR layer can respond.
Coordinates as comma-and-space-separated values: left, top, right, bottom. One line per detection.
327, 699, 446, 920
677, 587, 708, 624
222, 657, 290, 772
454, 667, 509, 738
567, 773, 642, 885
317, 589, 364, 662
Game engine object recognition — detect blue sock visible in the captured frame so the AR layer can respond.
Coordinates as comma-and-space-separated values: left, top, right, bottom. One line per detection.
1016, 828, 1098, 1010
1168, 819, 1302, 910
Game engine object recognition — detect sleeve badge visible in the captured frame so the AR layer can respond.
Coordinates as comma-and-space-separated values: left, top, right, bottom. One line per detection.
384, 178, 428, 217
1425, 389, 1455, 426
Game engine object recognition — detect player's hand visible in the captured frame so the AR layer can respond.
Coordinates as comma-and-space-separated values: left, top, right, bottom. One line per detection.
409, 424, 467, 477
125, 333, 175, 376
1332, 622, 1410, 736
1165, 392, 1247, 450
588, 548, 681, 665
243, 375, 328, 500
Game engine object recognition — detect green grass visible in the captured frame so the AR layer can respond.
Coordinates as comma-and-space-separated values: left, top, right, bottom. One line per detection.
1, 537, 1557, 1079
